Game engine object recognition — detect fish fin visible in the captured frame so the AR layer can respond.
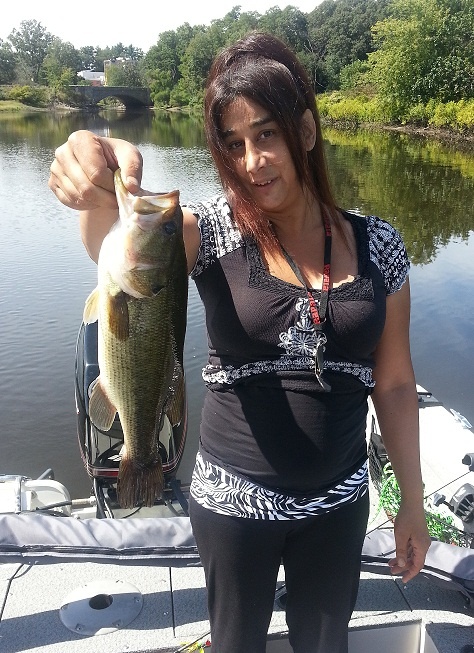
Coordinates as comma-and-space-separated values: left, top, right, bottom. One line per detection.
83, 287, 100, 324
88, 378, 117, 431
166, 366, 186, 427
117, 450, 164, 508
107, 292, 129, 340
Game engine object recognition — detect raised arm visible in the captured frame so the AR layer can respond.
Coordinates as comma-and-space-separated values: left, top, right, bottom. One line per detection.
371, 279, 431, 583
49, 130, 201, 270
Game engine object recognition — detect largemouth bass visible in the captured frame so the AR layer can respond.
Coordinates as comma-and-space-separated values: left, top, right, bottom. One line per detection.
83, 170, 188, 509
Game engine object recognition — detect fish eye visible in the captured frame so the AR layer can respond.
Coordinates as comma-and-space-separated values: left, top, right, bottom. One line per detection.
162, 220, 177, 235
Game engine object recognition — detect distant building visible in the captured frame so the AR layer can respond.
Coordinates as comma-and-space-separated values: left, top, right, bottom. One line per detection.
77, 71, 105, 86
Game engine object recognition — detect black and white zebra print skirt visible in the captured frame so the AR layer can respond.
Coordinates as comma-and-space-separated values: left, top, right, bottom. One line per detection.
190, 451, 368, 520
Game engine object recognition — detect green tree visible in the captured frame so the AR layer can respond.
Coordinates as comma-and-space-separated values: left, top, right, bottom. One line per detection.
172, 6, 266, 108
369, 0, 474, 114
118, 44, 144, 60
8, 20, 53, 83
146, 30, 181, 90
177, 25, 225, 107
223, 7, 260, 42
40, 38, 81, 86
125, 2, 394, 107
144, 24, 201, 106
78, 46, 99, 71
259, 5, 309, 54
105, 59, 144, 87
307, 0, 389, 90
0, 39, 16, 84
339, 59, 371, 91
96, 43, 143, 72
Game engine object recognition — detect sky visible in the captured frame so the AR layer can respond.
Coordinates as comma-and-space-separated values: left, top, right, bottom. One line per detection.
1, 0, 323, 53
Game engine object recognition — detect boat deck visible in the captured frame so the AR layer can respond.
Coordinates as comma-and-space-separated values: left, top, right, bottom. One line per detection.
1, 489, 472, 653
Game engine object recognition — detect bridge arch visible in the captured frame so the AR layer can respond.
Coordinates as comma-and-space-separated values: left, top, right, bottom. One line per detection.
70, 86, 151, 109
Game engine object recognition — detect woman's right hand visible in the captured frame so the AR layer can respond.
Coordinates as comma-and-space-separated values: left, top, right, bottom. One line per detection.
48, 130, 143, 212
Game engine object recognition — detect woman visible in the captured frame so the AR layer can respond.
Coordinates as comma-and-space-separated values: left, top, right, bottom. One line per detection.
49, 32, 430, 653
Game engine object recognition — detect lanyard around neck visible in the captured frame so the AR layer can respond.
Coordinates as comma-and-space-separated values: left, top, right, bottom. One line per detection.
278, 213, 332, 392
279, 214, 332, 327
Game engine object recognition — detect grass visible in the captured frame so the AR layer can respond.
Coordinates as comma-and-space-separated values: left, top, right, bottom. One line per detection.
0, 100, 26, 112
0, 99, 46, 112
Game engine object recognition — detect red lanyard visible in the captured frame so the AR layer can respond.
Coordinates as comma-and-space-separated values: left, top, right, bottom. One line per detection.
279, 213, 332, 392
306, 214, 331, 326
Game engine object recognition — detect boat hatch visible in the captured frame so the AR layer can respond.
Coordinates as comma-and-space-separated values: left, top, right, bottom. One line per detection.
59, 579, 143, 636
239, 622, 441, 652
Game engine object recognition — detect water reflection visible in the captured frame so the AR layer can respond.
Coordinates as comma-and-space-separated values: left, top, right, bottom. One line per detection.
0, 108, 206, 151
4, 111, 472, 264
324, 127, 474, 265
0, 109, 473, 497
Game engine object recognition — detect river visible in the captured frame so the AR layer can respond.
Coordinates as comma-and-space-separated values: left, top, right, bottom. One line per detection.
0, 109, 473, 499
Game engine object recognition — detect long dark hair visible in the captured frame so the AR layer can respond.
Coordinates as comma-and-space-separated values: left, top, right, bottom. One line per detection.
204, 31, 339, 253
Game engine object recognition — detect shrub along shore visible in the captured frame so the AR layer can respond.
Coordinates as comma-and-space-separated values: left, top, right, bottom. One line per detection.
317, 92, 474, 145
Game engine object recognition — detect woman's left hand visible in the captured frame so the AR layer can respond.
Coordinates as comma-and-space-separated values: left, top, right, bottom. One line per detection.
388, 501, 431, 583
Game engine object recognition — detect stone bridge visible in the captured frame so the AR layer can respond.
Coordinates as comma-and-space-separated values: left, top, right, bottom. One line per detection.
70, 86, 151, 109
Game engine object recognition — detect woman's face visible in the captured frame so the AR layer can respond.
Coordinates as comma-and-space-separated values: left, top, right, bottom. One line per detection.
220, 96, 305, 218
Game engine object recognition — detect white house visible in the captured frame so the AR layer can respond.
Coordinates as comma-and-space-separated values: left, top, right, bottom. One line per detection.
77, 70, 105, 86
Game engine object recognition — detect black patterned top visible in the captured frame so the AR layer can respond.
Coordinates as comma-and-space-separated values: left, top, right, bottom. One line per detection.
186, 196, 409, 515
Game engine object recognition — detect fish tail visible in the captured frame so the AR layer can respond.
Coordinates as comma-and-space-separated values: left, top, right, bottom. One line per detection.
117, 454, 165, 509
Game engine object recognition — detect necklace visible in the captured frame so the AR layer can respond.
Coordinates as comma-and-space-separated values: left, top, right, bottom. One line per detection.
278, 214, 332, 392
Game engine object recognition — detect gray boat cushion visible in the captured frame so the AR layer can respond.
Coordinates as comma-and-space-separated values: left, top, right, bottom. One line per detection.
362, 528, 474, 607
0, 514, 473, 609
0, 513, 200, 566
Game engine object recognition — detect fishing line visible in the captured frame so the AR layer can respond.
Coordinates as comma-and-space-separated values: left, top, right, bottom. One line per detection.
0, 564, 28, 621
422, 470, 471, 501
366, 469, 471, 536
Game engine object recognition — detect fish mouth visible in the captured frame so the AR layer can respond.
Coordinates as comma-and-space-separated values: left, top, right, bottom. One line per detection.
114, 169, 179, 215
114, 169, 180, 233
133, 192, 179, 215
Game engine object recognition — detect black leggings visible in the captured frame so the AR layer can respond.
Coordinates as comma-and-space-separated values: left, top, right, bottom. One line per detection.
189, 493, 370, 653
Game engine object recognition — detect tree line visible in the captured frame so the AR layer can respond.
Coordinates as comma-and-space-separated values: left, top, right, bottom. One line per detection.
1, 0, 473, 125
0, 19, 143, 90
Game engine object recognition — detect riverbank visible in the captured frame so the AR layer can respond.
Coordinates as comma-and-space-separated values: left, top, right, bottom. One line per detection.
0, 100, 41, 112
317, 91, 474, 149
0, 100, 82, 113
320, 118, 474, 151
384, 124, 474, 151
2, 99, 473, 150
